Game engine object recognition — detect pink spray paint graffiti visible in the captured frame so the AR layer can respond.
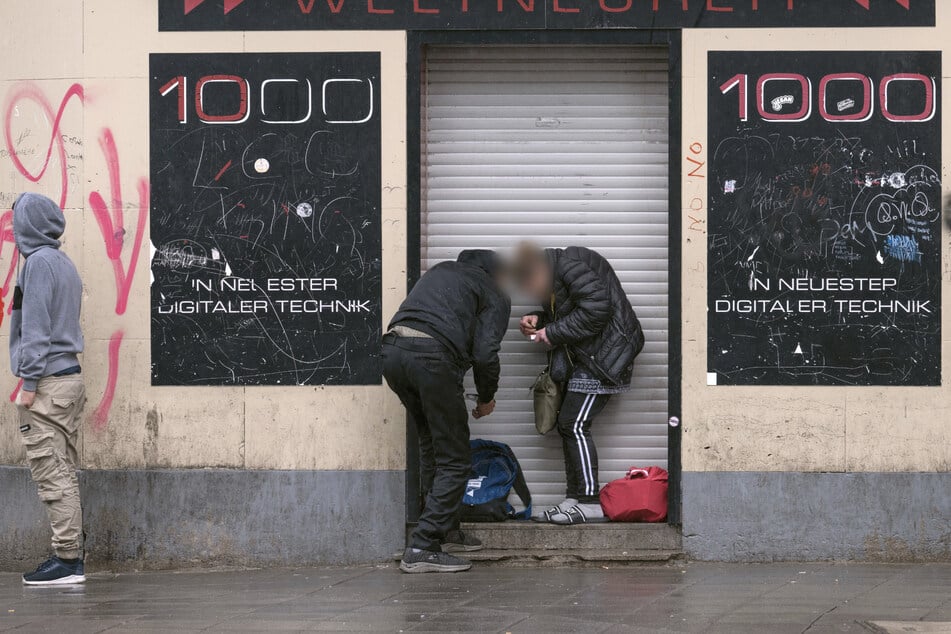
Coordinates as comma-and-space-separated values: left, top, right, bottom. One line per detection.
88, 129, 149, 317
3, 83, 85, 209
91, 331, 125, 428
2, 83, 148, 427
88, 129, 149, 429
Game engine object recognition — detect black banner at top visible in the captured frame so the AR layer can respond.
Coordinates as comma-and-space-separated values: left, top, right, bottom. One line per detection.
160, 0, 935, 31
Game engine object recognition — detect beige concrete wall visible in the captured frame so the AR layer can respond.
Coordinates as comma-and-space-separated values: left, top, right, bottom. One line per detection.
0, 0, 407, 471
4, 0, 947, 477
682, 10, 951, 473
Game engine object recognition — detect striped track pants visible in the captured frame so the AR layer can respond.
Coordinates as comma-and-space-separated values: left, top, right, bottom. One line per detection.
556, 391, 611, 504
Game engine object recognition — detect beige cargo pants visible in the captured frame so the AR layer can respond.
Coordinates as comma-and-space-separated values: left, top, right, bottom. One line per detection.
17, 375, 87, 560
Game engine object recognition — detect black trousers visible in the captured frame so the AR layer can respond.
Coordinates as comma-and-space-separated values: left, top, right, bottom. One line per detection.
382, 335, 469, 552
556, 392, 611, 504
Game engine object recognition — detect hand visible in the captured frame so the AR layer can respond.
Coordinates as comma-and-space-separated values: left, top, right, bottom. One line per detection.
519, 315, 539, 337
534, 328, 551, 347
19, 390, 35, 409
472, 400, 496, 419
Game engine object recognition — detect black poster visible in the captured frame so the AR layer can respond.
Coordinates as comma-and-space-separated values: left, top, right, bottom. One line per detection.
150, 53, 382, 386
159, 0, 935, 31
708, 51, 941, 386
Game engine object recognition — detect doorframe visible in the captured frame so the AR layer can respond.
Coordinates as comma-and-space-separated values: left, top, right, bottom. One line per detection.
405, 29, 684, 526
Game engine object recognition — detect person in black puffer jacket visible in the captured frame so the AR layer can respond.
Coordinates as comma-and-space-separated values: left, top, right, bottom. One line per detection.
513, 243, 644, 525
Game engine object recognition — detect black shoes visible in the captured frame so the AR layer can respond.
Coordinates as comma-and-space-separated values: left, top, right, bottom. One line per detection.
400, 548, 472, 574
22, 557, 86, 586
442, 530, 484, 553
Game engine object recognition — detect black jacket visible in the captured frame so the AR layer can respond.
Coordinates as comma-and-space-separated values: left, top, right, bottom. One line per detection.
533, 246, 644, 388
389, 250, 511, 403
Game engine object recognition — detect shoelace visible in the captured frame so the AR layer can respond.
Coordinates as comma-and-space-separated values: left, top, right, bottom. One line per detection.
32, 558, 60, 574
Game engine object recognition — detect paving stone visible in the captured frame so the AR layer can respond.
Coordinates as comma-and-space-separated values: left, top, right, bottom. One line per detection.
0, 563, 946, 632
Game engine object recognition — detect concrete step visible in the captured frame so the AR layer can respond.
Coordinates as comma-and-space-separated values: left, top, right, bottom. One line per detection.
391, 547, 682, 566
466, 548, 683, 567
460, 521, 682, 552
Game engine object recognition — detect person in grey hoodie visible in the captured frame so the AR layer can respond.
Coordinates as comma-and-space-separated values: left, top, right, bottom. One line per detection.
10, 193, 87, 586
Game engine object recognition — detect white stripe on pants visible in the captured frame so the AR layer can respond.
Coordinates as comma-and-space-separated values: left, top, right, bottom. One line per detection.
573, 394, 596, 496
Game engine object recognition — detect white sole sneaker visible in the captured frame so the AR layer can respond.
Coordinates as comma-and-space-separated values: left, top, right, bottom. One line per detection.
441, 543, 484, 553
400, 561, 471, 574
23, 574, 86, 586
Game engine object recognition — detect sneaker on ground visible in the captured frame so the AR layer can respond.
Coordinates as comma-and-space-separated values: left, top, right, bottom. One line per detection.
442, 530, 483, 553
400, 548, 472, 574
22, 557, 85, 586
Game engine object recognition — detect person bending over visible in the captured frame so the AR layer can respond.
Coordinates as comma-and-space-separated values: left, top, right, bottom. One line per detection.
514, 243, 642, 525
384, 250, 510, 573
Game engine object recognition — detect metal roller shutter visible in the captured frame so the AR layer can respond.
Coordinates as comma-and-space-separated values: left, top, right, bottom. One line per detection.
421, 45, 669, 511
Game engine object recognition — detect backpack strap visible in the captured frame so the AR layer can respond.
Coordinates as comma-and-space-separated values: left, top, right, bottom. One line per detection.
510, 462, 532, 519
499, 443, 532, 519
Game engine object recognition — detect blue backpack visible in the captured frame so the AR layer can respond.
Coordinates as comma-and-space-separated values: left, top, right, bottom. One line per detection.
460, 440, 532, 522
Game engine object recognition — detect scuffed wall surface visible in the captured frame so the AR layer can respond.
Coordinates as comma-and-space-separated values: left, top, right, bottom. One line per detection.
683, 472, 951, 562
0, 1, 407, 471
681, 11, 951, 474
0, 466, 405, 570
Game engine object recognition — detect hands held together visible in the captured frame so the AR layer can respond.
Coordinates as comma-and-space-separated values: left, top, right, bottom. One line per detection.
519, 314, 551, 346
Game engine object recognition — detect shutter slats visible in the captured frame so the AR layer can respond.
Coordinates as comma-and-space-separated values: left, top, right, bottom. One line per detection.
423, 45, 669, 509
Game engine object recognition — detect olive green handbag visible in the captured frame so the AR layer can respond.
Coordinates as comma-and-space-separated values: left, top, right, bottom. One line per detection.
532, 294, 563, 435
533, 362, 562, 435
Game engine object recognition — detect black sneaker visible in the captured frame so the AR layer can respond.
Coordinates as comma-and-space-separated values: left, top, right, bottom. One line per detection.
400, 548, 472, 574
22, 557, 85, 586
442, 530, 483, 553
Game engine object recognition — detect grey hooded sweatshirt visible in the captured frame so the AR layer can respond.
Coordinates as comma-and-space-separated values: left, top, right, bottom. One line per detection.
9, 193, 84, 392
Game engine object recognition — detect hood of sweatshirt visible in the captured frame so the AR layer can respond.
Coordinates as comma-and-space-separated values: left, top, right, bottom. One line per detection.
12, 193, 64, 256
457, 249, 502, 279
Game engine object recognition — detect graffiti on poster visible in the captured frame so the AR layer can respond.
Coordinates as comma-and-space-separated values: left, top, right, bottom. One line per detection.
150, 53, 382, 385
708, 51, 941, 386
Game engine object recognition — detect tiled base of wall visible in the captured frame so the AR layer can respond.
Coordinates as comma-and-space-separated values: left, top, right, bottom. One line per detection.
0, 467, 405, 571
683, 471, 951, 562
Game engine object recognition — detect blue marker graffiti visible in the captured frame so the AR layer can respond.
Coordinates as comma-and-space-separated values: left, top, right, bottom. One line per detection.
884, 235, 921, 263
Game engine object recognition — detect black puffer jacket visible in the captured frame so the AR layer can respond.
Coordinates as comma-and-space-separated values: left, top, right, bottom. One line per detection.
389, 250, 511, 402
534, 246, 644, 388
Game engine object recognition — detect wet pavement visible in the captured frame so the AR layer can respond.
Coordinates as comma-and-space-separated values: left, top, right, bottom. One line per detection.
1, 562, 950, 633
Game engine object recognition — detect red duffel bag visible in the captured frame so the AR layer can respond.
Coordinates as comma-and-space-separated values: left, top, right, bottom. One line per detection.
599, 466, 668, 522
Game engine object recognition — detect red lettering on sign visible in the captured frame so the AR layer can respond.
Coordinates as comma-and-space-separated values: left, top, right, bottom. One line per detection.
500, 0, 535, 10
600, 0, 632, 12
853, 0, 909, 9
185, 0, 246, 14
553, 0, 579, 13
415, 0, 439, 13
367, 0, 394, 13
761, 0, 797, 8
